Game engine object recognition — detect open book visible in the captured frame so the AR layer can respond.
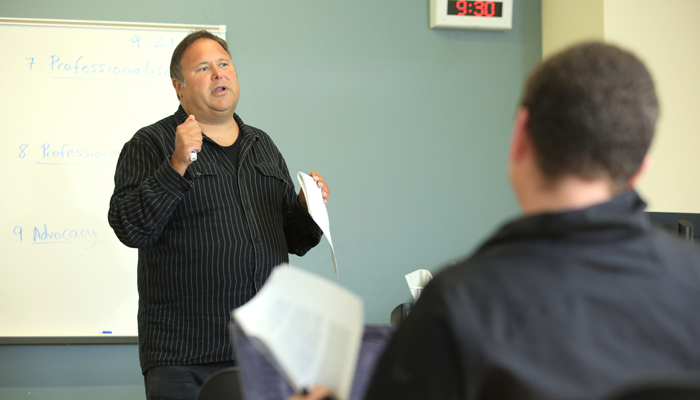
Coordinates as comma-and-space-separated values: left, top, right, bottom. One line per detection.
232, 265, 363, 400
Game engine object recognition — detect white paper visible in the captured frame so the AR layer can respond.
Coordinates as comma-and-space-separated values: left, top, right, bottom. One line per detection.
233, 265, 363, 400
405, 269, 433, 302
297, 171, 338, 276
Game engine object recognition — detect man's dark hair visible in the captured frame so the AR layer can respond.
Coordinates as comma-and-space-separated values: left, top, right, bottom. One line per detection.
521, 42, 659, 193
170, 30, 231, 99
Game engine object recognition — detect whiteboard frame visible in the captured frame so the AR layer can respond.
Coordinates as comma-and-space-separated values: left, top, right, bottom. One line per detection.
0, 336, 138, 345
0, 17, 225, 34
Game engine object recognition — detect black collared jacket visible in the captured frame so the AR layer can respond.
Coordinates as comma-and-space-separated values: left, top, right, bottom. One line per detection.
366, 191, 700, 400
109, 106, 322, 373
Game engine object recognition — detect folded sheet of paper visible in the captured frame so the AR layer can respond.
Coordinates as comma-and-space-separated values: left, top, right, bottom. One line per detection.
232, 264, 363, 400
405, 269, 433, 302
297, 171, 338, 276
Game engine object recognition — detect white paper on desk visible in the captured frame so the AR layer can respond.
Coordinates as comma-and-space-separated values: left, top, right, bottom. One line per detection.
232, 264, 363, 400
297, 171, 338, 276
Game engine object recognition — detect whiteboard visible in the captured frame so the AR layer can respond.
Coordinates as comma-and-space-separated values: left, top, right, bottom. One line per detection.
0, 18, 226, 338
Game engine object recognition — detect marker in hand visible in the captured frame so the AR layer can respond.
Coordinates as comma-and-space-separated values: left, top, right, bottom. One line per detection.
185, 114, 199, 162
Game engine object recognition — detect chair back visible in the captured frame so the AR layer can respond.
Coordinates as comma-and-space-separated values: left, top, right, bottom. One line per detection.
230, 323, 394, 400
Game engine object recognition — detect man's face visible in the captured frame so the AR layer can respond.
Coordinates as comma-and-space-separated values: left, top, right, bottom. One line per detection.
174, 38, 239, 120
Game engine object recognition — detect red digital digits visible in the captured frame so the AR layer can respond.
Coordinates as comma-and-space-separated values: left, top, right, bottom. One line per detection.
457, 0, 496, 17
484, 1, 496, 17
455, 1, 497, 17
474, 1, 484, 16
456, 0, 468, 15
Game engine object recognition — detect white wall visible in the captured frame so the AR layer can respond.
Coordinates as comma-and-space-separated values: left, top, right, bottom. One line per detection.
604, 0, 700, 213
542, 0, 700, 213
542, 0, 603, 58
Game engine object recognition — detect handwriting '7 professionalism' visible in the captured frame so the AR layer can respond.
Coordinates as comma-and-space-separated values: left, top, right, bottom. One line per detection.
25, 55, 168, 77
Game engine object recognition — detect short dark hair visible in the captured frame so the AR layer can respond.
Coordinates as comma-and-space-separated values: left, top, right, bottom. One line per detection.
170, 30, 231, 99
521, 42, 659, 193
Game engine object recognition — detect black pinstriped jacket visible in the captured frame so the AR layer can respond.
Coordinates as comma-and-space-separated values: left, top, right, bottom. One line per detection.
109, 106, 322, 373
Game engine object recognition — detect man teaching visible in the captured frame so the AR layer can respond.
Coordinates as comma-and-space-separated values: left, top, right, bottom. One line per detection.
108, 30, 329, 400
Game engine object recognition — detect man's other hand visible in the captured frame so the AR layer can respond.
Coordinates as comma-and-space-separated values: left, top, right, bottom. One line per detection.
298, 171, 330, 211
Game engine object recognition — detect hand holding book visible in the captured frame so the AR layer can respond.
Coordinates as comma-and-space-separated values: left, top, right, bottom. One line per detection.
232, 265, 363, 400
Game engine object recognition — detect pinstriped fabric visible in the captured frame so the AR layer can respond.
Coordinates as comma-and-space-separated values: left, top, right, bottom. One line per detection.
108, 106, 322, 373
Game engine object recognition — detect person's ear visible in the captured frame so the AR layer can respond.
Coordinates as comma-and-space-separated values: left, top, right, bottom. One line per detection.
172, 78, 183, 100
509, 107, 531, 163
626, 155, 653, 190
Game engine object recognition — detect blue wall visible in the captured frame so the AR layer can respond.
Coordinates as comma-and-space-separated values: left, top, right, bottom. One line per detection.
0, 0, 541, 398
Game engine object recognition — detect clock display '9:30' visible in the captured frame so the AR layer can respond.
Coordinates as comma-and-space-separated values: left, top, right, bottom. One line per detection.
447, 1, 503, 18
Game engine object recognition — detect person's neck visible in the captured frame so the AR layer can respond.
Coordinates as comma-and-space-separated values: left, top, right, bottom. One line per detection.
519, 176, 615, 216
197, 116, 239, 146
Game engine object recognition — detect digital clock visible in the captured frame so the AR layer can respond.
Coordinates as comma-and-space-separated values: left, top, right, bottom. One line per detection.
430, 0, 513, 31
448, 1, 503, 17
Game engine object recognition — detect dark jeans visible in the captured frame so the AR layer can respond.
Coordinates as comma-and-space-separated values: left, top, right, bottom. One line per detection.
144, 361, 238, 400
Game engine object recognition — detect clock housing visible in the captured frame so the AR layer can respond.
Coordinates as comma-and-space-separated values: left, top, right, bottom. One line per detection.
430, 0, 513, 31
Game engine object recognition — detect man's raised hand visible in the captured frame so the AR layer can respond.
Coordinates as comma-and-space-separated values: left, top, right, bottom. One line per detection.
171, 114, 203, 175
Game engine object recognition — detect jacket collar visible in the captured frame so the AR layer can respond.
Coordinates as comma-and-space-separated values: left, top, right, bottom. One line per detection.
173, 106, 260, 142
475, 190, 650, 257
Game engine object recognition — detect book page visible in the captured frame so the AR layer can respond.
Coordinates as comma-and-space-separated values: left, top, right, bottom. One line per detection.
232, 265, 363, 400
